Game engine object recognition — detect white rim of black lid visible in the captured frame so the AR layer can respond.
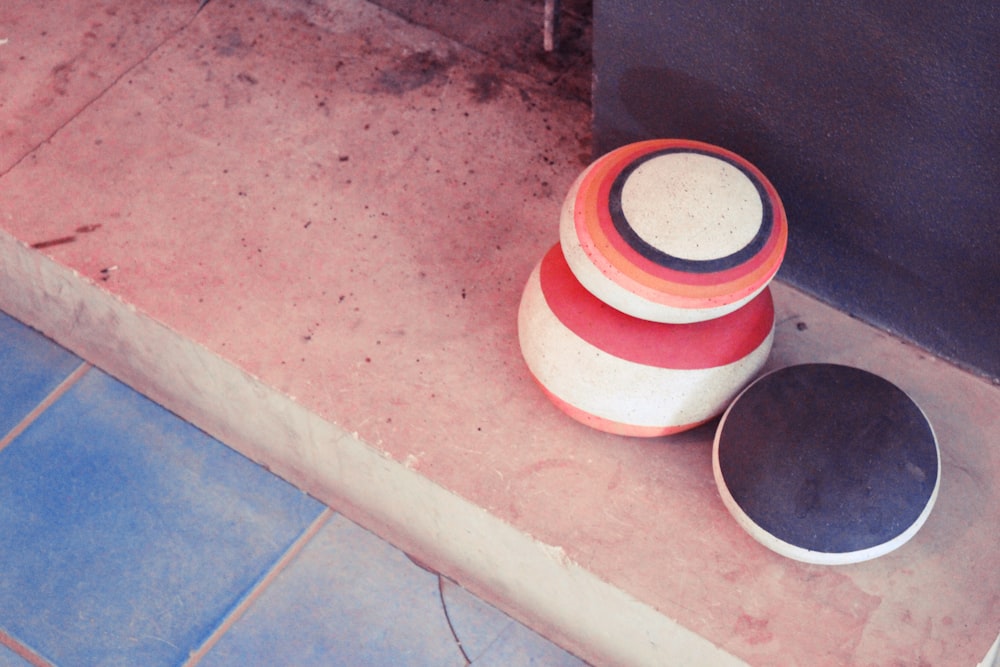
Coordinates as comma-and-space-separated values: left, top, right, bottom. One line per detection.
712, 363, 941, 566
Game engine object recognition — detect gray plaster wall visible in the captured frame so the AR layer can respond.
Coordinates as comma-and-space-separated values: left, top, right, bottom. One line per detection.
592, 1, 999, 381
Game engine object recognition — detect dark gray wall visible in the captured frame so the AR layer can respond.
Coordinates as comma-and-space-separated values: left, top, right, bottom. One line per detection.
592, 1, 1000, 381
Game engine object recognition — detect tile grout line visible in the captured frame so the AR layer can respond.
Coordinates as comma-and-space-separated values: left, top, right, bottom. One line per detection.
0, 362, 91, 454
0, 629, 56, 667
183, 506, 336, 666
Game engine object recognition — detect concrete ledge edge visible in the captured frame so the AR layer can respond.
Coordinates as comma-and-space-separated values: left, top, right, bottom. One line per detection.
0, 229, 744, 666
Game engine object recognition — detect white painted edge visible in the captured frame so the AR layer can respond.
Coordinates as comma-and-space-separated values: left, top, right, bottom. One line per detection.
0, 228, 746, 667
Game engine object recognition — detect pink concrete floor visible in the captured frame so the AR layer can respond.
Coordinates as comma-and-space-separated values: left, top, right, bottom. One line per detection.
2, 1, 999, 664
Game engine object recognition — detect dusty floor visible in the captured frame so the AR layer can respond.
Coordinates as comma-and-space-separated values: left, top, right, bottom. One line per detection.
1, 1, 998, 665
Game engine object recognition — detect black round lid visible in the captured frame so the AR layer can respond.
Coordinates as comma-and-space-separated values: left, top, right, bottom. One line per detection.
713, 363, 940, 565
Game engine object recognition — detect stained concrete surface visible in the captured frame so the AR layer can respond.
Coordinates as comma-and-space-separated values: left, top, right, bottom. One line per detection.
1, 1, 998, 665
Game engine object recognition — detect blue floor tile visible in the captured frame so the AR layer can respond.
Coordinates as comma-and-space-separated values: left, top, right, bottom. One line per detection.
0, 311, 586, 666
471, 620, 588, 667
441, 580, 588, 667
440, 578, 512, 661
0, 367, 325, 667
0, 312, 82, 438
0, 643, 33, 667
199, 514, 467, 667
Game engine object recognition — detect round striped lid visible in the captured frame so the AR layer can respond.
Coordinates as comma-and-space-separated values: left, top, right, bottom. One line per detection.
560, 139, 787, 323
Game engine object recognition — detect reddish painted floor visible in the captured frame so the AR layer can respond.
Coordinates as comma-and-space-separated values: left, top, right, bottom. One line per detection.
2, 1, 998, 664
